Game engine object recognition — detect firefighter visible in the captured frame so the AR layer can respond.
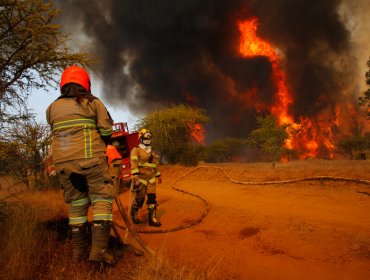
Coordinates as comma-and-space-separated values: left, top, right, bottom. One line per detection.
46, 65, 116, 265
130, 129, 162, 227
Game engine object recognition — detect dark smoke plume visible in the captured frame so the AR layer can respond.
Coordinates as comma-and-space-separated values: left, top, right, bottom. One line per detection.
58, 0, 358, 141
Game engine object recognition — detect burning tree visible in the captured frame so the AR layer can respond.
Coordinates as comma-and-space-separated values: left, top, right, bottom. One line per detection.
135, 104, 208, 165
359, 57, 370, 119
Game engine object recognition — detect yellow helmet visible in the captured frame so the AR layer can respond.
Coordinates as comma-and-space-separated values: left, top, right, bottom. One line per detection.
138, 128, 152, 145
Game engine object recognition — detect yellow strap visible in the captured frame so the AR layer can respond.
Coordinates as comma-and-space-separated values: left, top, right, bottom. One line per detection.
53, 118, 95, 131
139, 162, 157, 168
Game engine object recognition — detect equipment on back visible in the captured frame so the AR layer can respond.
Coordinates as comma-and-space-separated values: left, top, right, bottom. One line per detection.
60, 65, 91, 93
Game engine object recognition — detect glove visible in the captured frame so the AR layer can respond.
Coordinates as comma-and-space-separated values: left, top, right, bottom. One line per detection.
157, 176, 162, 184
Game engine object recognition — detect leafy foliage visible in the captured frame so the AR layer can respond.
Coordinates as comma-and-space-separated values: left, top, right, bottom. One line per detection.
135, 104, 208, 165
247, 115, 289, 165
0, 118, 51, 189
337, 133, 370, 160
204, 138, 249, 163
0, 0, 94, 124
359, 57, 370, 119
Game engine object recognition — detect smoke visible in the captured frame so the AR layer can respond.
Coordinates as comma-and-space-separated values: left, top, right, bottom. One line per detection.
57, 0, 368, 141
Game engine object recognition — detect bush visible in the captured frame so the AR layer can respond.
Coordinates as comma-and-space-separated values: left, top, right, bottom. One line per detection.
337, 133, 370, 160
204, 138, 248, 163
178, 144, 205, 166
135, 104, 209, 164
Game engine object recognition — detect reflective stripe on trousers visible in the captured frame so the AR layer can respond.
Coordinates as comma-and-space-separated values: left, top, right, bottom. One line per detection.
69, 197, 90, 225
91, 198, 113, 222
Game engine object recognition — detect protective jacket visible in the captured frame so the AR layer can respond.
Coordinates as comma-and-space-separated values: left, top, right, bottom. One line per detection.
130, 145, 161, 185
46, 96, 113, 164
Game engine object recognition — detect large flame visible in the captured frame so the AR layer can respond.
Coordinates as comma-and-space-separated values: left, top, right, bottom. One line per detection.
238, 17, 293, 125
238, 17, 335, 159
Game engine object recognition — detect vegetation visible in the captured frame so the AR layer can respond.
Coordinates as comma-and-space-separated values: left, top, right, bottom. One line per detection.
135, 104, 209, 166
0, 118, 51, 189
0, 0, 94, 124
1, 161, 370, 278
0, 196, 56, 279
337, 133, 370, 160
359, 57, 370, 119
247, 115, 290, 166
0, 0, 95, 188
0, 191, 208, 280
204, 138, 249, 163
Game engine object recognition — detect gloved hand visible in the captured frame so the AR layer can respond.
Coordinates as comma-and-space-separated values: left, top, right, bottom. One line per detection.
131, 174, 141, 191
157, 176, 162, 184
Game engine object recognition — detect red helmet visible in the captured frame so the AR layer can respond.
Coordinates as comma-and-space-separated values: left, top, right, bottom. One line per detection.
60, 65, 90, 92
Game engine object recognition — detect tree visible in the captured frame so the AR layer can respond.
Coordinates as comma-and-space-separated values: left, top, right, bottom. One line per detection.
135, 104, 209, 165
0, 0, 94, 124
337, 133, 370, 160
359, 57, 370, 119
247, 115, 289, 166
0, 118, 51, 189
204, 138, 249, 163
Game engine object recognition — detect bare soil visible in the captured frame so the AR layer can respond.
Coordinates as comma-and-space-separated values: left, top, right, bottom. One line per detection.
115, 160, 370, 280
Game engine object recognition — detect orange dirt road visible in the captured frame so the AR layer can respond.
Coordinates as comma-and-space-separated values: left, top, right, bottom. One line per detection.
115, 161, 370, 280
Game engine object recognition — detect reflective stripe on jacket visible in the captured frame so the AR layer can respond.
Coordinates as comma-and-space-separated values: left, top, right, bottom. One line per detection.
46, 96, 113, 163
130, 146, 161, 181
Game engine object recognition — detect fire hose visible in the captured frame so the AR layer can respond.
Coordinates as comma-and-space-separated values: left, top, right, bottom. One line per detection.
113, 165, 370, 252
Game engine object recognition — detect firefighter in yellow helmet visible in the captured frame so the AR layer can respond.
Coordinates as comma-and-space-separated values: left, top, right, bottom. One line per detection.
130, 129, 162, 227
46, 65, 115, 265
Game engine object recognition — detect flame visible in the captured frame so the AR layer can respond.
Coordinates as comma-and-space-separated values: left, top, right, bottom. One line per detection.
238, 17, 293, 125
237, 17, 335, 159
188, 123, 205, 144
237, 17, 370, 159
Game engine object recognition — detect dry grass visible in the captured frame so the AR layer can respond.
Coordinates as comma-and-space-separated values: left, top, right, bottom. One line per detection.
0, 189, 208, 280
0, 197, 59, 279
1, 159, 369, 279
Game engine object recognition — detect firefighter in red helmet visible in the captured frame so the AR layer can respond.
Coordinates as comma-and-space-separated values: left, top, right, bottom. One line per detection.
130, 128, 162, 227
46, 65, 116, 266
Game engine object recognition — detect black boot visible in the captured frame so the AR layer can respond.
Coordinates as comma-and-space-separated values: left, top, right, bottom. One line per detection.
71, 223, 89, 260
131, 198, 144, 224
131, 205, 140, 224
89, 221, 114, 267
148, 204, 161, 227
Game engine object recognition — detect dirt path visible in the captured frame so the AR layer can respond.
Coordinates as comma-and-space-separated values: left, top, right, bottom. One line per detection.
115, 162, 370, 280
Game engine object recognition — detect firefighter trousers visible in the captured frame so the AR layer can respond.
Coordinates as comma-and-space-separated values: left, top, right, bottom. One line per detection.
132, 177, 157, 206
55, 157, 117, 225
